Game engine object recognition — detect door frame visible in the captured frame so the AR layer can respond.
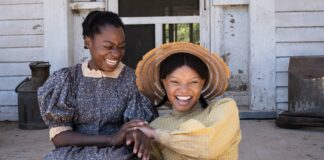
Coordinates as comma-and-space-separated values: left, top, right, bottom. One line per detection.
107, 0, 210, 49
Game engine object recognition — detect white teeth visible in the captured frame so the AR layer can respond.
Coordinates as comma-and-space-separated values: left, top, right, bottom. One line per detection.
106, 59, 117, 65
176, 96, 191, 100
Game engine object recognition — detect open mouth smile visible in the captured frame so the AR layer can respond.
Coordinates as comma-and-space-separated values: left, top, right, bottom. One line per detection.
105, 59, 118, 66
176, 96, 191, 101
175, 96, 192, 106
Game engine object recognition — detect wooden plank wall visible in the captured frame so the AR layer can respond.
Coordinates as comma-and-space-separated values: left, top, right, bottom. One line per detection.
0, 0, 44, 120
275, 0, 324, 112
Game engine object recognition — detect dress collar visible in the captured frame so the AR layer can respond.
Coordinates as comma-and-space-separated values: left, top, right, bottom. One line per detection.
81, 62, 125, 78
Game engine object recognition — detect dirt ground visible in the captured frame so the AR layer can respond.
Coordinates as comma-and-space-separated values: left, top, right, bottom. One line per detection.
0, 120, 323, 160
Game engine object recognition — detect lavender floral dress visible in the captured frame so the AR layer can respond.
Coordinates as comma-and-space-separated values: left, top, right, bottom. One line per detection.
38, 64, 157, 160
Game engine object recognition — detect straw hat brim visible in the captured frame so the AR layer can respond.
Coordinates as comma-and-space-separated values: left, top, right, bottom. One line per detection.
135, 42, 230, 104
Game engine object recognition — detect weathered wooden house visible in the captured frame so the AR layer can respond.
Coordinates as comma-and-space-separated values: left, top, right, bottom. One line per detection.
1, 0, 324, 120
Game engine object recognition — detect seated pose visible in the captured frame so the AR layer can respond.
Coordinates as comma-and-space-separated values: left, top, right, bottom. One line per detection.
38, 11, 157, 160
134, 42, 241, 160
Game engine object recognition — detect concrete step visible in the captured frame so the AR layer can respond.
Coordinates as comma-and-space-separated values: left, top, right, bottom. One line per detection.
158, 105, 277, 119
239, 105, 277, 119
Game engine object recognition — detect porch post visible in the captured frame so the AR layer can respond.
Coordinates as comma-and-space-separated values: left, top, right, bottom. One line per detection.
249, 0, 276, 111
44, 0, 74, 72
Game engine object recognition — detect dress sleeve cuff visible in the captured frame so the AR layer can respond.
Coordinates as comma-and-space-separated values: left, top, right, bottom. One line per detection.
155, 129, 171, 145
49, 126, 73, 141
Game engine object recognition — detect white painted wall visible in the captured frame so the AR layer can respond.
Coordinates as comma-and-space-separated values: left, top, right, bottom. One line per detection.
275, 0, 324, 112
0, 0, 44, 121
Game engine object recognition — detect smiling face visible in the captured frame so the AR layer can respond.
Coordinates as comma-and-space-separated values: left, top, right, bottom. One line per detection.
85, 25, 125, 72
162, 65, 205, 112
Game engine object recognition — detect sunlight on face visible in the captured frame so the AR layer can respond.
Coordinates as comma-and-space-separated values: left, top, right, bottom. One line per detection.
162, 66, 205, 112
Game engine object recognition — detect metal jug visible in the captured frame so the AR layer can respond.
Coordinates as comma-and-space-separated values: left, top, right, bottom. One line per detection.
15, 61, 50, 129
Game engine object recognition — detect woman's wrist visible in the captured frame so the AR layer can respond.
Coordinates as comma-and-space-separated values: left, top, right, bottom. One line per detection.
104, 135, 116, 146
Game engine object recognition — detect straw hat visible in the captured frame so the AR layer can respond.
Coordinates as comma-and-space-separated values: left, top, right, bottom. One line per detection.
135, 42, 230, 103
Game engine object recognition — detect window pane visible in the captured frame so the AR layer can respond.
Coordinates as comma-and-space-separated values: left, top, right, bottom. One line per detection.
163, 23, 199, 44
119, 0, 199, 17
123, 25, 155, 69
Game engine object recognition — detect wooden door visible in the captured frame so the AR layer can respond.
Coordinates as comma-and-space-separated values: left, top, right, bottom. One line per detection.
211, 2, 250, 108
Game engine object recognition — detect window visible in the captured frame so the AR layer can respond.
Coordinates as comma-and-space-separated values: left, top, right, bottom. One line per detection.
163, 23, 199, 44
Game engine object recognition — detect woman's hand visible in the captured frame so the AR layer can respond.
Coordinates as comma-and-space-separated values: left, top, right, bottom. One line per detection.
125, 129, 152, 160
110, 120, 148, 146
124, 124, 157, 160
132, 125, 157, 140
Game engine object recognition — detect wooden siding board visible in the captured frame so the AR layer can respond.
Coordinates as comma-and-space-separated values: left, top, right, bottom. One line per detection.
0, 106, 18, 121
0, 48, 44, 62
0, 4, 43, 20
276, 72, 288, 87
0, 91, 17, 105
0, 0, 43, 5
0, 35, 43, 48
276, 27, 324, 42
0, 63, 31, 76
276, 42, 324, 57
277, 102, 288, 111
276, 12, 324, 27
276, 0, 324, 12
0, 1, 44, 120
276, 57, 290, 72
276, 87, 288, 103
0, 76, 27, 90
275, 0, 324, 112
0, 20, 43, 36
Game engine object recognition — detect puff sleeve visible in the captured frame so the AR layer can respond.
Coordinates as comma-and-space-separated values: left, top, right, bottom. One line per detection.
38, 68, 76, 129
123, 74, 158, 123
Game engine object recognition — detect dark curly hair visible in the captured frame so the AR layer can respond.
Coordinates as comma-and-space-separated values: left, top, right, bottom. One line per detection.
82, 10, 124, 39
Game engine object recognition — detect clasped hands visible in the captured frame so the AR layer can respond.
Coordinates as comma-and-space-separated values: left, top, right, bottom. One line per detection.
112, 119, 156, 160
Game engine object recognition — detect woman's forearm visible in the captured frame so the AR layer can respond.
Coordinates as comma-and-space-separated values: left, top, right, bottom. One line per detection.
52, 130, 116, 148
52, 120, 148, 148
